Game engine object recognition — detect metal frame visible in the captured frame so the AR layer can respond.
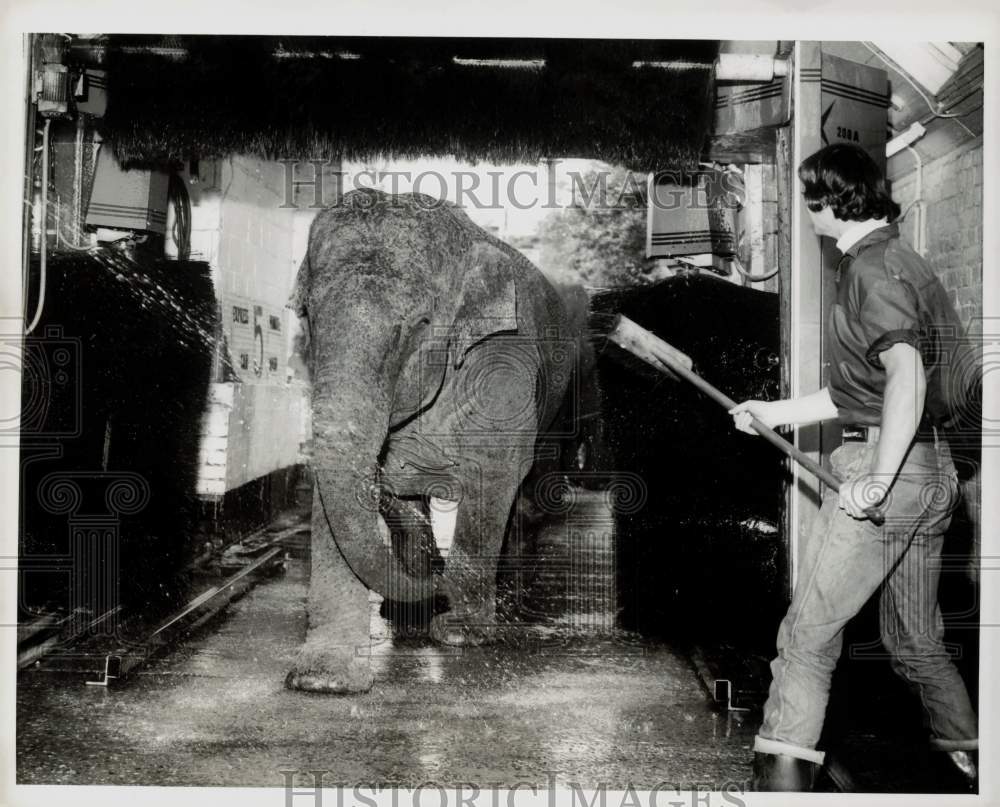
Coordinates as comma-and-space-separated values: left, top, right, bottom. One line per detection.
87, 545, 284, 686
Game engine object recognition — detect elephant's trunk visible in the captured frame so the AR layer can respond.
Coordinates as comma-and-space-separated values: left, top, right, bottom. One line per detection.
309, 306, 436, 604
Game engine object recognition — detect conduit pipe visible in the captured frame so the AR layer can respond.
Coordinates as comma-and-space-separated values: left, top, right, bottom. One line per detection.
715, 54, 789, 82
903, 145, 926, 256
21, 36, 36, 327
886, 121, 927, 158
24, 117, 50, 336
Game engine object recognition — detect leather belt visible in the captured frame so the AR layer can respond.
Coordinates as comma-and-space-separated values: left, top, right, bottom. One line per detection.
842, 425, 879, 443
842, 422, 940, 444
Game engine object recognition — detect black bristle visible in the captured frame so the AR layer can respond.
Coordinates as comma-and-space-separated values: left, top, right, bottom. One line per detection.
99, 36, 717, 172
19, 251, 216, 626
585, 275, 785, 647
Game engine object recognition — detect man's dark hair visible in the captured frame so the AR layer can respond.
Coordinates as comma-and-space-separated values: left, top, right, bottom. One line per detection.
798, 143, 901, 222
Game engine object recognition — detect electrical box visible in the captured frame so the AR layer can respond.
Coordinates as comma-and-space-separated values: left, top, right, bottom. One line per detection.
76, 69, 108, 118
646, 168, 738, 259
815, 52, 890, 167
85, 145, 169, 234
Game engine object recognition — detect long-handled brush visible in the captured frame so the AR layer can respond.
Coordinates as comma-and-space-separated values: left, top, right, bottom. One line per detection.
595, 313, 885, 526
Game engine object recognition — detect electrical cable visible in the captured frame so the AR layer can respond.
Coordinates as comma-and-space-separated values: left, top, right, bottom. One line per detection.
951, 116, 978, 140
169, 170, 192, 260
731, 255, 779, 283
862, 42, 982, 120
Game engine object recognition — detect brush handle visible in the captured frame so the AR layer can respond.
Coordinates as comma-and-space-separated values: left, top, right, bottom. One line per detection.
609, 316, 885, 526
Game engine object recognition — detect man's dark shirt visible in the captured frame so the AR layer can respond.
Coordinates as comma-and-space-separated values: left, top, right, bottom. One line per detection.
827, 222, 966, 426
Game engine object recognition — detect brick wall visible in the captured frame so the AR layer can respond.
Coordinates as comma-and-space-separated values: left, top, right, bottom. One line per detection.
890, 139, 983, 580
890, 140, 983, 331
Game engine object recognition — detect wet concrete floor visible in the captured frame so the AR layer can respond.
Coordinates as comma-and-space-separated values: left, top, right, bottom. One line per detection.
17, 492, 969, 794
16, 560, 758, 788
16, 494, 757, 790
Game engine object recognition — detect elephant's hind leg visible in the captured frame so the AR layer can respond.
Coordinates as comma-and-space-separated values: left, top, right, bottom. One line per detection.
429, 453, 532, 646
286, 489, 374, 694
425, 338, 541, 647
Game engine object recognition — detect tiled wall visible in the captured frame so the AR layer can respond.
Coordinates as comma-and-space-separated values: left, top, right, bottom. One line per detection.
215, 158, 297, 382
189, 157, 310, 496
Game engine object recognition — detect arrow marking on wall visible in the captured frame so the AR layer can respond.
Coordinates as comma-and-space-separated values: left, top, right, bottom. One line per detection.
821, 100, 835, 145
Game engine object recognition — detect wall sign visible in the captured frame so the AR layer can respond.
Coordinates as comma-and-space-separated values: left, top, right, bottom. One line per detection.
807, 53, 889, 167
223, 296, 287, 383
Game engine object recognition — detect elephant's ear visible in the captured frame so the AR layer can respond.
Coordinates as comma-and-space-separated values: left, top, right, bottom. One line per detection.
288, 255, 310, 317
286, 255, 313, 380
450, 240, 519, 368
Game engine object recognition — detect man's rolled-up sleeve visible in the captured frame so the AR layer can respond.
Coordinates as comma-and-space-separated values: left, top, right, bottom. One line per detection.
859, 278, 922, 367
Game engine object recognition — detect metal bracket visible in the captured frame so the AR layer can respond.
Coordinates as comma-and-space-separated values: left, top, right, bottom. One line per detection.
86, 654, 124, 687
713, 678, 751, 712
83, 545, 284, 688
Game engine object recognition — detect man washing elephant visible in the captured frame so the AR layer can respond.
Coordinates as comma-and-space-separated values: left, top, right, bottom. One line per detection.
285, 188, 589, 694
730, 144, 977, 791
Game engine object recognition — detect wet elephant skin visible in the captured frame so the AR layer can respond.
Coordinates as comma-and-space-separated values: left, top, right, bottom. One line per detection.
285, 189, 588, 693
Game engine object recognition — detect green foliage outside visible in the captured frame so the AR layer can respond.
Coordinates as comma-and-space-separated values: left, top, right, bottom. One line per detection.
536, 166, 654, 289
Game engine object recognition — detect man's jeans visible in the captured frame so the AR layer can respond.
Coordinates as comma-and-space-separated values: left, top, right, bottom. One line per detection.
757, 437, 978, 760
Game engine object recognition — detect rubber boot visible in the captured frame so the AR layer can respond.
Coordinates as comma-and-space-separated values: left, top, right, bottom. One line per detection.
941, 750, 978, 792
750, 751, 820, 791
816, 753, 855, 792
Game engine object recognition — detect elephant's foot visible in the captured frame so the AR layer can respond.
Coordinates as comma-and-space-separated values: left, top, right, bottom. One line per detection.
285, 645, 374, 694
429, 610, 497, 646
380, 598, 437, 638
380, 592, 451, 637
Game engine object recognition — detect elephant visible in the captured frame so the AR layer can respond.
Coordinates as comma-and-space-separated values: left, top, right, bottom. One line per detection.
285, 188, 590, 693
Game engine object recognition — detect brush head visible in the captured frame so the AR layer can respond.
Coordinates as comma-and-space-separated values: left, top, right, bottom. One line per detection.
587, 308, 692, 381
610, 315, 694, 374
586, 308, 623, 342
101, 37, 718, 172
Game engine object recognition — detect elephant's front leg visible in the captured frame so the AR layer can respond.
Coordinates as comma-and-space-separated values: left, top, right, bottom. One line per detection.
378, 495, 440, 635
285, 491, 374, 694
430, 454, 531, 646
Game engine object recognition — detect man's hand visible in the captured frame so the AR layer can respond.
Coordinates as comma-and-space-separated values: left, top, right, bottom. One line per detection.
729, 388, 838, 435
838, 472, 889, 520
729, 400, 782, 435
